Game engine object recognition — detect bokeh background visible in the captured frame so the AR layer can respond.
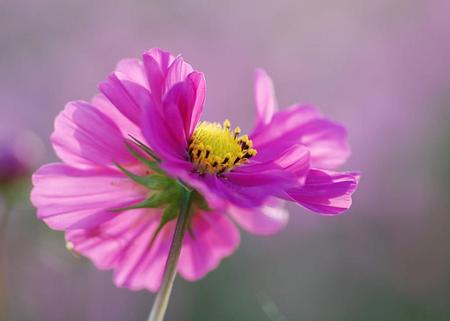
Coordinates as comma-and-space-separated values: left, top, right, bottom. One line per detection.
1, 0, 450, 320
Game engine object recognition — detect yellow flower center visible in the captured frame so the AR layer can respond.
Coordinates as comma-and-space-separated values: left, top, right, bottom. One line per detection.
188, 120, 257, 175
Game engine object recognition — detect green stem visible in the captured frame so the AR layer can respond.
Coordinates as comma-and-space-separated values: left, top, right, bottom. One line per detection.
147, 187, 193, 321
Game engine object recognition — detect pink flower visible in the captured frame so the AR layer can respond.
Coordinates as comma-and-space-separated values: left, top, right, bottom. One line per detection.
31, 48, 359, 291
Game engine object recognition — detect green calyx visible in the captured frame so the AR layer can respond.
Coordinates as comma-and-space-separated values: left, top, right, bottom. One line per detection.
112, 137, 210, 241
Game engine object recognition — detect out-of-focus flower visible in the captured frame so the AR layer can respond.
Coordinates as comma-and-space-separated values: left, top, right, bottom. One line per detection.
31, 48, 359, 291
0, 130, 43, 218
0, 131, 44, 185
0, 146, 25, 184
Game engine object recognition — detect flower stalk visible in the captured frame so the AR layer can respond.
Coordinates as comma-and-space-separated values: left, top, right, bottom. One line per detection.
147, 185, 193, 321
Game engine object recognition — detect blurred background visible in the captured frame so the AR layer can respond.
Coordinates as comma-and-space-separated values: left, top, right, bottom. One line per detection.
1, 0, 450, 320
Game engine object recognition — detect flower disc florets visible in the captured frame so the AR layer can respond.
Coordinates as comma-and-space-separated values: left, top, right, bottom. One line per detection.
188, 120, 257, 175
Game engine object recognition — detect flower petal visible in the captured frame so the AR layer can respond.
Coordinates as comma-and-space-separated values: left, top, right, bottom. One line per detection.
66, 209, 169, 292
287, 169, 360, 215
145, 48, 176, 73
142, 48, 195, 104
67, 208, 240, 291
292, 118, 350, 169
209, 175, 270, 208
142, 73, 205, 163
98, 72, 150, 126
228, 199, 289, 235
162, 79, 197, 146
112, 215, 173, 291
90, 94, 146, 143
51, 100, 137, 169
142, 96, 188, 162
253, 69, 277, 129
178, 210, 240, 281
251, 104, 320, 147
115, 58, 149, 90
165, 56, 194, 93
229, 144, 310, 186
251, 104, 350, 169
31, 163, 147, 230
186, 72, 206, 135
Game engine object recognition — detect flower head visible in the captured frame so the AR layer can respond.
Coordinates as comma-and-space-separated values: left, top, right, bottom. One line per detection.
31, 48, 359, 291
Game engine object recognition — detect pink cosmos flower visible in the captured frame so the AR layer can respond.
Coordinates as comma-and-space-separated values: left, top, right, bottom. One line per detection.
31, 48, 359, 291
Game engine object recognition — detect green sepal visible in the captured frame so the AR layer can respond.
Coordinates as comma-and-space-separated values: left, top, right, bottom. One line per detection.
192, 191, 211, 211
152, 204, 178, 241
187, 207, 197, 240
128, 135, 161, 162
114, 162, 150, 186
124, 140, 163, 174
114, 162, 170, 190
111, 191, 174, 212
145, 175, 173, 190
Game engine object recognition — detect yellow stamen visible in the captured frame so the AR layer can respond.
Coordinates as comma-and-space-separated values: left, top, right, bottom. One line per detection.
188, 120, 257, 174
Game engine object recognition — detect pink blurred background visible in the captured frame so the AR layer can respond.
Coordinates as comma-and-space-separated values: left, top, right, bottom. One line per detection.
1, 0, 450, 320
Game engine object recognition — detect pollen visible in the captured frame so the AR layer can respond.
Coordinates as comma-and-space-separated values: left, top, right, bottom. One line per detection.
188, 120, 257, 174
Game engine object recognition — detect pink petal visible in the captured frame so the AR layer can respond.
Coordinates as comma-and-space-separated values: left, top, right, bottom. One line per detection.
229, 144, 310, 186
162, 73, 205, 144
142, 96, 188, 163
66, 209, 169, 292
142, 74, 205, 163
31, 163, 147, 230
251, 104, 321, 148
178, 210, 240, 281
142, 53, 166, 104
251, 104, 350, 169
226, 169, 294, 187
165, 56, 194, 93
290, 118, 350, 169
253, 69, 277, 129
287, 169, 360, 215
112, 215, 173, 291
51, 100, 136, 169
98, 72, 150, 126
67, 208, 240, 291
162, 80, 195, 147
91, 94, 146, 143
142, 48, 195, 104
210, 175, 270, 208
228, 199, 289, 235
186, 72, 206, 136
115, 58, 149, 90
145, 48, 176, 72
